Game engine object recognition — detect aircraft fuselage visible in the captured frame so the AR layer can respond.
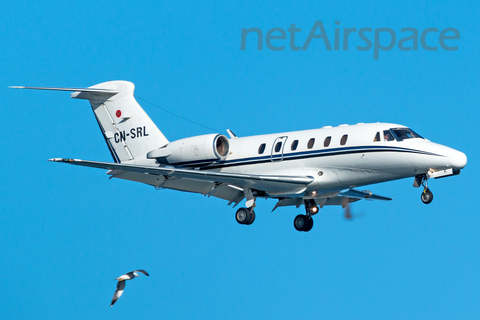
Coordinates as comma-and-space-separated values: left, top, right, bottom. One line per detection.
193, 123, 467, 197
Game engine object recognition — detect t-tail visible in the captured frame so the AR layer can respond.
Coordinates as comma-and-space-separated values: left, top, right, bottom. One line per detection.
11, 81, 169, 163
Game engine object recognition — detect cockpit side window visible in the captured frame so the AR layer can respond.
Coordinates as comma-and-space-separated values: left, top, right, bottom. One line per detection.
391, 128, 424, 141
374, 132, 380, 142
384, 130, 395, 141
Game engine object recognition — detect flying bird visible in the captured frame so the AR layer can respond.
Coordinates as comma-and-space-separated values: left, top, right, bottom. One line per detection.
111, 270, 149, 307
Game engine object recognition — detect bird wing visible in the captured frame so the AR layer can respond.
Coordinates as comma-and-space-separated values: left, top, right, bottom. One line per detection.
110, 281, 126, 307
132, 270, 149, 276
116, 274, 129, 281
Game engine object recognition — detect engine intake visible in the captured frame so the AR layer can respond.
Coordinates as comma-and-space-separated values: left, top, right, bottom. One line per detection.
147, 134, 230, 166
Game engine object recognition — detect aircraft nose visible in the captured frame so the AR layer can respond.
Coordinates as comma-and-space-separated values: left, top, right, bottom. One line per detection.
449, 149, 467, 169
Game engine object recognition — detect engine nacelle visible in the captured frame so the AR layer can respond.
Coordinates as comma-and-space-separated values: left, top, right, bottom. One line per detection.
147, 134, 230, 165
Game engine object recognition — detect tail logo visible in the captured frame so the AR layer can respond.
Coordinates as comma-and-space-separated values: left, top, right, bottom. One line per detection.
114, 126, 149, 143
116, 110, 122, 117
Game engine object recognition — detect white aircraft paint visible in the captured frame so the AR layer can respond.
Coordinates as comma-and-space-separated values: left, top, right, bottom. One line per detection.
12, 81, 467, 232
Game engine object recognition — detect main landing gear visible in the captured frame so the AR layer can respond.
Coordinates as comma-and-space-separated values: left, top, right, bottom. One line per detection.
235, 188, 257, 226
294, 199, 319, 232
415, 174, 434, 204
235, 207, 256, 225
294, 214, 313, 232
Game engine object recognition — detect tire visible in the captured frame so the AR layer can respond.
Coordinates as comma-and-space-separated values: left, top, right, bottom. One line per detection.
304, 217, 314, 232
294, 214, 307, 231
421, 189, 433, 204
245, 210, 256, 225
235, 208, 249, 224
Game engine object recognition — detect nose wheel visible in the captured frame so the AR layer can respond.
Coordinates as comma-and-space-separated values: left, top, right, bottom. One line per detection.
421, 189, 433, 204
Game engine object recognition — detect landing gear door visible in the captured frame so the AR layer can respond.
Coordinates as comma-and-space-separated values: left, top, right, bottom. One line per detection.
271, 136, 288, 162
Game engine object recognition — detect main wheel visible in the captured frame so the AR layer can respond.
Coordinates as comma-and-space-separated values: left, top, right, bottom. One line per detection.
294, 214, 307, 231
304, 217, 314, 232
245, 210, 256, 225
421, 189, 433, 204
235, 208, 250, 224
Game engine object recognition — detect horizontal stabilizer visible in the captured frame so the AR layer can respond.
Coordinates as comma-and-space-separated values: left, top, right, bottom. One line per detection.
9, 86, 119, 95
9, 86, 119, 100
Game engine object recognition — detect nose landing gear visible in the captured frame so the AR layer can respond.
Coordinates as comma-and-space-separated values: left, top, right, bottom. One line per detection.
415, 174, 434, 204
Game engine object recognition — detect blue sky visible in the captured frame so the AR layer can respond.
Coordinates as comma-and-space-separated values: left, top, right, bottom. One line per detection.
1, 1, 479, 319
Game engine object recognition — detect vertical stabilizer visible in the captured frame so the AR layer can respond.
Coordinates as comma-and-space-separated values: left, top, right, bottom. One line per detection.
71, 81, 169, 163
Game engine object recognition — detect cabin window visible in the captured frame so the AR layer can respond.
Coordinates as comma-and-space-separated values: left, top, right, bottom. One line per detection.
340, 135, 348, 145
324, 136, 331, 147
384, 130, 395, 141
258, 143, 266, 154
274, 141, 282, 153
307, 138, 315, 149
374, 132, 381, 142
291, 140, 298, 151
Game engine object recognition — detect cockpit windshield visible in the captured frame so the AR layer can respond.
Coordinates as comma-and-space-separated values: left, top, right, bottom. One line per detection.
390, 128, 424, 141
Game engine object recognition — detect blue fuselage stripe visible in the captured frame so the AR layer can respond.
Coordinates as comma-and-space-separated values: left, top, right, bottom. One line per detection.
172, 145, 442, 169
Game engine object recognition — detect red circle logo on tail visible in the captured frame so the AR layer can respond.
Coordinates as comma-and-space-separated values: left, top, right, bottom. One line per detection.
116, 110, 121, 118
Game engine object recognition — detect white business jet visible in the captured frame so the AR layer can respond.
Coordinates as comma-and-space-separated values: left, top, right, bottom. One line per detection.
12, 81, 467, 232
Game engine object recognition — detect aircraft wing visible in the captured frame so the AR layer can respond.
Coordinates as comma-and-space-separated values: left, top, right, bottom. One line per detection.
338, 188, 392, 201
49, 158, 314, 195
317, 188, 392, 208
272, 188, 391, 211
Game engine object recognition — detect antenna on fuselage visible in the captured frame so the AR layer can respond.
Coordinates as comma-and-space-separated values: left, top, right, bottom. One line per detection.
226, 129, 238, 139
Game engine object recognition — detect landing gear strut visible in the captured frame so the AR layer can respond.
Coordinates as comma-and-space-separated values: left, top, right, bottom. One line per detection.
416, 174, 434, 204
235, 188, 257, 226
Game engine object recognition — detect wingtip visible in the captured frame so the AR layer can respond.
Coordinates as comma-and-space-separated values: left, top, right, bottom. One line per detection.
48, 158, 75, 162
9, 86, 25, 89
